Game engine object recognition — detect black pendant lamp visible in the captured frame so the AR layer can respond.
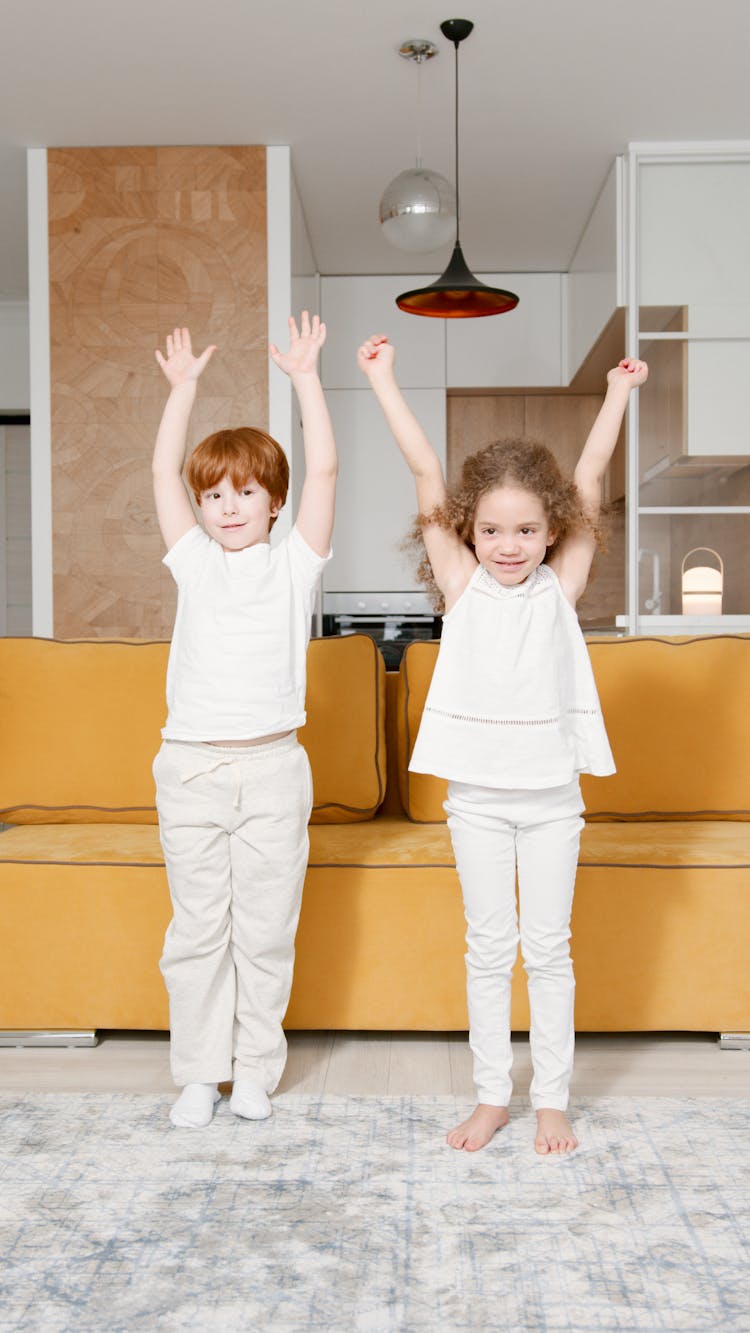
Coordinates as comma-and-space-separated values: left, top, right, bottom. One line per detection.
396, 18, 519, 319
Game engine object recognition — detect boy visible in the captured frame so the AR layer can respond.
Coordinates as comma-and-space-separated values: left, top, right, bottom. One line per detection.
152, 314, 336, 1128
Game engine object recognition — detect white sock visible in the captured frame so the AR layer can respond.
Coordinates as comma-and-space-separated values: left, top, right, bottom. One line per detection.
170, 1083, 221, 1128
230, 1077, 272, 1121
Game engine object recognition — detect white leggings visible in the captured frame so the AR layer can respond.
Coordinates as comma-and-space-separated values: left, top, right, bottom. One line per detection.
445, 778, 585, 1111
154, 734, 312, 1091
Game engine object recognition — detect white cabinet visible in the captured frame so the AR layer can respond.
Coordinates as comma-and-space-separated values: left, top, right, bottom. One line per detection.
320, 276, 445, 389
324, 388, 446, 593
639, 160, 750, 456
320, 276, 446, 593
639, 162, 750, 309
446, 273, 563, 388
321, 271, 565, 390
566, 161, 621, 382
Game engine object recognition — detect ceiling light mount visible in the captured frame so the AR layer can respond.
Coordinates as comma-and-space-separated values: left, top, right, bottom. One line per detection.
396, 17, 520, 318
439, 18, 474, 45
398, 39, 439, 62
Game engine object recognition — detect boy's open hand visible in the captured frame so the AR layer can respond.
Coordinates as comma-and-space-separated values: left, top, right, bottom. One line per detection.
357, 334, 395, 379
270, 311, 326, 377
607, 357, 648, 390
155, 327, 216, 388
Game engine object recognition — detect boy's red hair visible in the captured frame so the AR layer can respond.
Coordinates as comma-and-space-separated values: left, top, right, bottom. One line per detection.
186, 428, 289, 526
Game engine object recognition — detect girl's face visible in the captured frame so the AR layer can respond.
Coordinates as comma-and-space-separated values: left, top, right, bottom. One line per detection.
199, 474, 279, 551
472, 485, 555, 586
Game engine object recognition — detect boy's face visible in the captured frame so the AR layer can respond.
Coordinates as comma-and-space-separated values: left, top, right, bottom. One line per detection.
199, 475, 279, 551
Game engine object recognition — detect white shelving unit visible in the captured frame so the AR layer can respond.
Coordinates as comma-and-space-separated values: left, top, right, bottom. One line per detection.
624, 142, 750, 635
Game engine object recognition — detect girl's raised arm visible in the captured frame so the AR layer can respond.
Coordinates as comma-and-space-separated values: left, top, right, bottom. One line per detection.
552, 357, 648, 606
358, 336, 475, 606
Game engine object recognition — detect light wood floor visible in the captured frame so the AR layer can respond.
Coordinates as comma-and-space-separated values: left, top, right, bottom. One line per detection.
1, 1032, 748, 1097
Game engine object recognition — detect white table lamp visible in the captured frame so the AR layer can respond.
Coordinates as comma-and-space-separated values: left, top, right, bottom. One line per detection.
681, 548, 724, 615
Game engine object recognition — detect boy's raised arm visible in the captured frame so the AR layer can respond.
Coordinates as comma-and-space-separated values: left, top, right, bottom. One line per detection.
153, 327, 216, 551
270, 312, 337, 558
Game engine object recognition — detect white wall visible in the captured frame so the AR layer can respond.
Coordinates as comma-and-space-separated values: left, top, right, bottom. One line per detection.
0, 424, 32, 634
27, 148, 53, 636
565, 161, 621, 381
290, 168, 319, 517
0, 302, 30, 411
266, 146, 293, 541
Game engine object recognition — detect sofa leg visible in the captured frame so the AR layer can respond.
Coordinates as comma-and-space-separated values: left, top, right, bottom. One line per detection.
0, 1030, 98, 1048
718, 1032, 750, 1050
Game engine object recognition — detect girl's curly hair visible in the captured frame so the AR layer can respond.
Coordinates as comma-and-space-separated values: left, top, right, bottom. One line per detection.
406, 437, 600, 609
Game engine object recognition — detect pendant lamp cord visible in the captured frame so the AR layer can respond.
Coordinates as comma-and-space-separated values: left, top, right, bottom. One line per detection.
453, 38, 461, 242
416, 55, 423, 169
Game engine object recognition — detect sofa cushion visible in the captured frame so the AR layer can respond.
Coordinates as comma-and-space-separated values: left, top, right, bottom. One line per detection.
303, 634, 386, 823
396, 642, 449, 822
1, 816, 747, 872
397, 634, 750, 823
0, 638, 168, 825
0, 633, 385, 826
309, 818, 750, 870
2, 818, 748, 1033
583, 635, 750, 819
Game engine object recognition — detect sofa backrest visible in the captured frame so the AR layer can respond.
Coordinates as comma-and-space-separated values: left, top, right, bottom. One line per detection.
396, 642, 449, 823
397, 635, 750, 822
0, 634, 385, 825
302, 634, 386, 822
583, 635, 750, 820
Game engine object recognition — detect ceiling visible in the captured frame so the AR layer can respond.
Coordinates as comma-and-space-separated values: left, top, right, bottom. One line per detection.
1, 0, 749, 299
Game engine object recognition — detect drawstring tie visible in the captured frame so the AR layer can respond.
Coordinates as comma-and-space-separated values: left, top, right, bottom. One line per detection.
180, 754, 244, 810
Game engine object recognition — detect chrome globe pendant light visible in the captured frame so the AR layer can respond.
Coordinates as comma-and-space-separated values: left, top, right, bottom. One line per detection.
396, 19, 520, 318
379, 39, 457, 253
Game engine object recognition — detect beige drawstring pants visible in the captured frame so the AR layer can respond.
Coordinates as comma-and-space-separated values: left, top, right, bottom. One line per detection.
154, 733, 312, 1090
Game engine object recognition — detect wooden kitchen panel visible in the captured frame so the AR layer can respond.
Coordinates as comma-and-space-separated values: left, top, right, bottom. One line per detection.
524, 395, 608, 485
446, 396, 525, 486
48, 146, 268, 638
448, 393, 609, 490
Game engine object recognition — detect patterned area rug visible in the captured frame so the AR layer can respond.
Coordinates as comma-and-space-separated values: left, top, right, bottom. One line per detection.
1, 1094, 749, 1332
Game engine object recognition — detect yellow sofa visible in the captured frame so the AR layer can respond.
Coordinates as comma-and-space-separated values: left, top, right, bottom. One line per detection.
1, 633, 749, 1038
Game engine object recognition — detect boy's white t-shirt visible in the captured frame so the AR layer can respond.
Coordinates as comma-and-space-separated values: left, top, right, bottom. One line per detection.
161, 524, 331, 742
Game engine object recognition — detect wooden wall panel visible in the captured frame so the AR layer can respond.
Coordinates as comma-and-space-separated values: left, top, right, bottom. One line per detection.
48, 146, 268, 638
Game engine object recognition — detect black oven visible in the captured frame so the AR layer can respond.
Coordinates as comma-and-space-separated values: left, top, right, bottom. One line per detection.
322, 592, 441, 669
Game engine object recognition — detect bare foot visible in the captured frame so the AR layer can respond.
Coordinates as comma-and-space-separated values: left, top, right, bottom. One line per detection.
535, 1108, 578, 1155
446, 1103, 509, 1152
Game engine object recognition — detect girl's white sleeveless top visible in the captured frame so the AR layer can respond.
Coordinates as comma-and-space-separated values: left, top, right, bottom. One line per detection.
409, 562, 615, 789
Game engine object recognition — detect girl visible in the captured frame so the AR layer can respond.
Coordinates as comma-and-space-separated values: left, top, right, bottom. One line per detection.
153, 315, 336, 1129
358, 334, 647, 1155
